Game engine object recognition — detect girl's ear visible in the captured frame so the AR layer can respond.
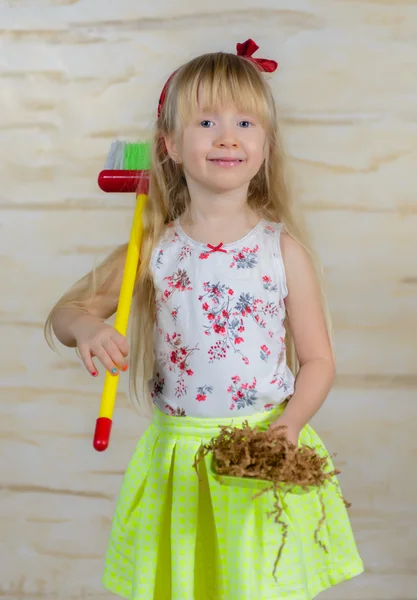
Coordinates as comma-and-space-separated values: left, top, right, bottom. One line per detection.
164, 134, 181, 164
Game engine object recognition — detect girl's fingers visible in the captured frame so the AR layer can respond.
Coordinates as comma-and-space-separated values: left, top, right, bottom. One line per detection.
102, 338, 128, 372
111, 332, 129, 357
78, 329, 129, 377
79, 345, 99, 377
95, 345, 120, 375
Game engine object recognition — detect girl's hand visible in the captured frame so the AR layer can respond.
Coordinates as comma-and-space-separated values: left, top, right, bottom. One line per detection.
74, 317, 129, 377
269, 417, 301, 446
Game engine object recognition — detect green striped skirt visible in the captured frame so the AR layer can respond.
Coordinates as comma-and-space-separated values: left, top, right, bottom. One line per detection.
103, 406, 363, 599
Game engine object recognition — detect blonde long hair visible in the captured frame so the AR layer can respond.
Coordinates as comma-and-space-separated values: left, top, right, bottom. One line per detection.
46, 50, 332, 416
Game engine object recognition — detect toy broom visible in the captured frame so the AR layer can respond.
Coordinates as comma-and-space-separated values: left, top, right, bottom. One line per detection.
93, 141, 151, 451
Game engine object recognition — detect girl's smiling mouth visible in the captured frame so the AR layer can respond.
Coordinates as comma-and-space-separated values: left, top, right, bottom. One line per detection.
208, 157, 245, 167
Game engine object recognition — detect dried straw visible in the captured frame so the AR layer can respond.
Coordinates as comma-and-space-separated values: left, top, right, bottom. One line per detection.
194, 421, 349, 579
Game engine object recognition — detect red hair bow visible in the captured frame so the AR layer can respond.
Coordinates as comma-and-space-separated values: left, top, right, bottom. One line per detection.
158, 39, 278, 117
236, 39, 278, 73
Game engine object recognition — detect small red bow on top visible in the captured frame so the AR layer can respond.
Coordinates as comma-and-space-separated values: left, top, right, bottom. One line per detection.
158, 39, 278, 117
236, 39, 278, 73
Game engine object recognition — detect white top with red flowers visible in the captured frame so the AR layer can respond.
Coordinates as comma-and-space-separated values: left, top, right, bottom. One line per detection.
148, 218, 295, 418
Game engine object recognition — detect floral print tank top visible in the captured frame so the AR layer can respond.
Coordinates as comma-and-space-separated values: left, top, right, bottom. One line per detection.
148, 218, 295, 417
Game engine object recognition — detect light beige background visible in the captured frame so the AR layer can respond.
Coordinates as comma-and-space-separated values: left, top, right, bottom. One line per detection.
1, 1, 416, 599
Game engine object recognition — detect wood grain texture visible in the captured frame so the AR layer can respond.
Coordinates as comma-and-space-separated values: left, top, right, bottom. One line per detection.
1, 0, 416, 597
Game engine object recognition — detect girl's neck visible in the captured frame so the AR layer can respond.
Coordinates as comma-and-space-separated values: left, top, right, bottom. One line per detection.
180, 191, 260, 246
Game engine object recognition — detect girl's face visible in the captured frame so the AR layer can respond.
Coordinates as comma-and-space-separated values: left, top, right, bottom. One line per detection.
168, 104, 267, 195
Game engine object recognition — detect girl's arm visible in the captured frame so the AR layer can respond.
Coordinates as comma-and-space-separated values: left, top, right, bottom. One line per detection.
50, 246, 127, 348
275, 233, 335, 440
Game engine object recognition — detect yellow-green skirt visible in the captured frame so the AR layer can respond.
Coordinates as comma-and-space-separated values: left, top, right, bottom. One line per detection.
103, 406, 363, 599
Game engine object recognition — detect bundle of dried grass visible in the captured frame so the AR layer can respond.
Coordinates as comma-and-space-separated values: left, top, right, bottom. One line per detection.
194, 422, 348, 579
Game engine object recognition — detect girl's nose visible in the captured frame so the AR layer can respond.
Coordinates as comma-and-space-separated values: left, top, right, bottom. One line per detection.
214, 122, 239, 148
215, 135, 239, 148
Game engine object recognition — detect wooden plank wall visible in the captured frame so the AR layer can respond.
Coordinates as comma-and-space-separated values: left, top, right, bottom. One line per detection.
1, 1, 416, 598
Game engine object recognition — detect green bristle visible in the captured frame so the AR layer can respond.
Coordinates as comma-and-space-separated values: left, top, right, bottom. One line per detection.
123, 142, 152, 170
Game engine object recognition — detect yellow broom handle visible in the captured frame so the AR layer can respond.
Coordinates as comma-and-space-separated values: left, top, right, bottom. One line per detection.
93, 193, 147, 450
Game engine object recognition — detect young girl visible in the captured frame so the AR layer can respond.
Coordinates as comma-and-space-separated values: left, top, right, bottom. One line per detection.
46, 39, 364, 599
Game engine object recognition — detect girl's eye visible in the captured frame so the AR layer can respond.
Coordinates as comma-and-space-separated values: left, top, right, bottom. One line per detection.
238, 120, 252, 128
200, 120, 214, 128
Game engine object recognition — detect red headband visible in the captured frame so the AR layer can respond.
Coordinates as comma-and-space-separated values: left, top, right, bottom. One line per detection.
157, 39, 278, 118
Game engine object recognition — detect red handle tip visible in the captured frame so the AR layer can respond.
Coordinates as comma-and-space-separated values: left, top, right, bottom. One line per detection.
93, 417, 113, 452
